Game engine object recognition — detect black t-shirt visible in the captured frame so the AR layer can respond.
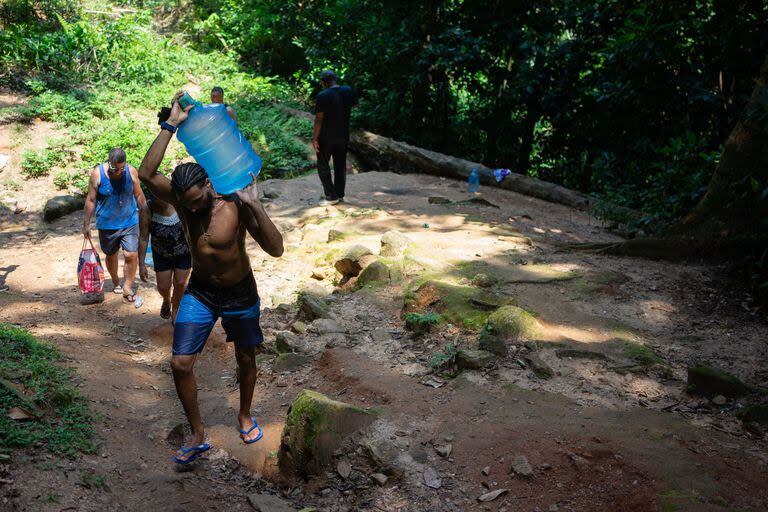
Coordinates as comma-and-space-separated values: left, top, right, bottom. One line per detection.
315, 85, 355, 144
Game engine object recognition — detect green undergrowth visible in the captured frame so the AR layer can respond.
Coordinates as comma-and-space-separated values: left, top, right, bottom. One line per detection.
0, 323, 95, 457
2, 5, 312, 194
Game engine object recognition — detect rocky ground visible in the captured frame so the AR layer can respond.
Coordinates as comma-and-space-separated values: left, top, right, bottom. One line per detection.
1, 103, 768, 511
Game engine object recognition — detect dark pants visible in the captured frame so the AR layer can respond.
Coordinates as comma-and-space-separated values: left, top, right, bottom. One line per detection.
317, 141, 348, 200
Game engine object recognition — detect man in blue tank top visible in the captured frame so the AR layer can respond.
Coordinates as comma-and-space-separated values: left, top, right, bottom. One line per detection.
82, 147, 148, 302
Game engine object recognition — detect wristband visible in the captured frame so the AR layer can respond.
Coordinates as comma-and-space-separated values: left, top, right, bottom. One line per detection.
160, 121, 177, 134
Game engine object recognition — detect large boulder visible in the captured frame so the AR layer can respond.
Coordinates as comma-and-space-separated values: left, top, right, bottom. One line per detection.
279, 390, 376, 477
43, 195, 84, 222
335, 245, 376, 278
486, 306, 541, 342
380, 230, 411, 258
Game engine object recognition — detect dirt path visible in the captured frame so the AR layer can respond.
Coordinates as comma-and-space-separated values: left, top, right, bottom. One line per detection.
2, 129, 768, 509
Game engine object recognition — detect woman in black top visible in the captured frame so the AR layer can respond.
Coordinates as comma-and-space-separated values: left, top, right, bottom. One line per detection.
139, 194, 192, 321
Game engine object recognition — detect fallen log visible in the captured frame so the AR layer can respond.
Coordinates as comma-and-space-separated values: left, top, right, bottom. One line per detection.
279, 105, 637, 216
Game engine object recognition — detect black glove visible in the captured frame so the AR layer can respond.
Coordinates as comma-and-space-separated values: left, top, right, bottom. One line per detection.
157, 107, 171, 124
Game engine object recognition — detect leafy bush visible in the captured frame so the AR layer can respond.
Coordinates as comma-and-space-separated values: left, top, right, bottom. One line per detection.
0, 323, 95, 457
53, 171, 70, 190
20, 149, 51, 178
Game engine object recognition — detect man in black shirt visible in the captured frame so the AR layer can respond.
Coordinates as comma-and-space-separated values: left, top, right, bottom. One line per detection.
313, 70, 356, 205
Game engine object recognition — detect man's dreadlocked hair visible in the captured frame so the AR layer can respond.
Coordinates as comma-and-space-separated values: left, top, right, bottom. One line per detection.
171, 163, 207, 194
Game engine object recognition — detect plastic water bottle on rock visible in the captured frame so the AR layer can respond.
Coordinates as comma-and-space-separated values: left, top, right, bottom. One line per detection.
468, 168, 480, 193
176, 92, 262, 195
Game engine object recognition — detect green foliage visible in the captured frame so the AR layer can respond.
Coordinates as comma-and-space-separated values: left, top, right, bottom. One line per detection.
0, 323, 95, 457
53, 171, 70, 190
404, 312, 441, 326
80, 471, 107, 489
20, 149, 51, 178
428, 343, 458, 369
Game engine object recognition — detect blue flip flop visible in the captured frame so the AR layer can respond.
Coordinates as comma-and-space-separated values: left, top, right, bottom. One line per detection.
239, 417, 264, 445
173, 442, 211, 465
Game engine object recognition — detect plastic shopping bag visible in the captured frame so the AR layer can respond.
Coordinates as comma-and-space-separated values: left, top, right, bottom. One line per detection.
77, 237, 105, 305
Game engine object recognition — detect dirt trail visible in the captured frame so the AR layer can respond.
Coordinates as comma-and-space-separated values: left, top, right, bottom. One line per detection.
2, 122, 768, 510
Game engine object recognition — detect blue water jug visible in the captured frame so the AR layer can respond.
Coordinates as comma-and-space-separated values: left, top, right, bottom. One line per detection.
176, 94, 262, 195
468, 168, 480, 193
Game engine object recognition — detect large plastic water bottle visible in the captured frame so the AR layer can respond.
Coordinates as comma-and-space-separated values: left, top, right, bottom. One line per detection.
176, 93, 262, 195
468, 168, 480, 193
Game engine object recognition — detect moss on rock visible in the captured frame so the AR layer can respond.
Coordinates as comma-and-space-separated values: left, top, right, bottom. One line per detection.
279, 390, 377, 477
486, 305, 541, 341
403, 279, 510, 330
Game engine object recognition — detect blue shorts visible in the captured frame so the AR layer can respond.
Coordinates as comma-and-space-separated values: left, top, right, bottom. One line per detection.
173, 273, 264, 356
98, 224, 139, 255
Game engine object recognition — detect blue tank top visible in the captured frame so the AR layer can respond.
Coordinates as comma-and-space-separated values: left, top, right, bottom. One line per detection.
95, 163, 139, 230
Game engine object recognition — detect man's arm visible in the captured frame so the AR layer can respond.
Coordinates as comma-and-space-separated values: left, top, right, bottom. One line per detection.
138, 91, 192, 204
226, 106, 237, 122
82, 167, 99, 239
312, 111, 324, 153
235, 177, 283, 257
138, 202, 150, 282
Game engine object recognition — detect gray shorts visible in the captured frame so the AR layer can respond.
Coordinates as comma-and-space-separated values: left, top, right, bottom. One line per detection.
98, 224, 139, 255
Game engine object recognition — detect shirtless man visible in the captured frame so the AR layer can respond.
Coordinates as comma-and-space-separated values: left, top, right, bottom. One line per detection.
138, 91, 283, 464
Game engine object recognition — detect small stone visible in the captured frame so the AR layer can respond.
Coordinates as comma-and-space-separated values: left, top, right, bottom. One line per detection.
292, 321, 308, 334
540, 463, 551, 470
435, 444, 452, 458
371, 473, 388, 486
482, 466, 490, 476
548, 505, 559, 512
478, 489, 508, 502
311, 269, 327, 281
356, 260, 392, 287
511, 454, 533, 477
524, 354, 554, 379
712, 395, 727, 406
423, 466, 442, 489
455, 349, 495, 370
337, 460, 352, 479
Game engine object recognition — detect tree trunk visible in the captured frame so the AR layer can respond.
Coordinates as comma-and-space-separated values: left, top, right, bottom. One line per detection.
679, 52, 768, 242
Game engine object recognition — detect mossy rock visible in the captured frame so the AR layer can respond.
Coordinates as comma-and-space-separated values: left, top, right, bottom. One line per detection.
274, 353, 312, 372
737, 405, 768, 425
279, 390, 377, 477
486, 305, 541, 341
573, 270, 629, 294
298, 294, 331, 321
403, 279, 510, 330
478, 330, 507, 356
274, 331, 302, 354
327, 229, 348, 242
357, 261, 391, 287
686, 366, 754, 397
